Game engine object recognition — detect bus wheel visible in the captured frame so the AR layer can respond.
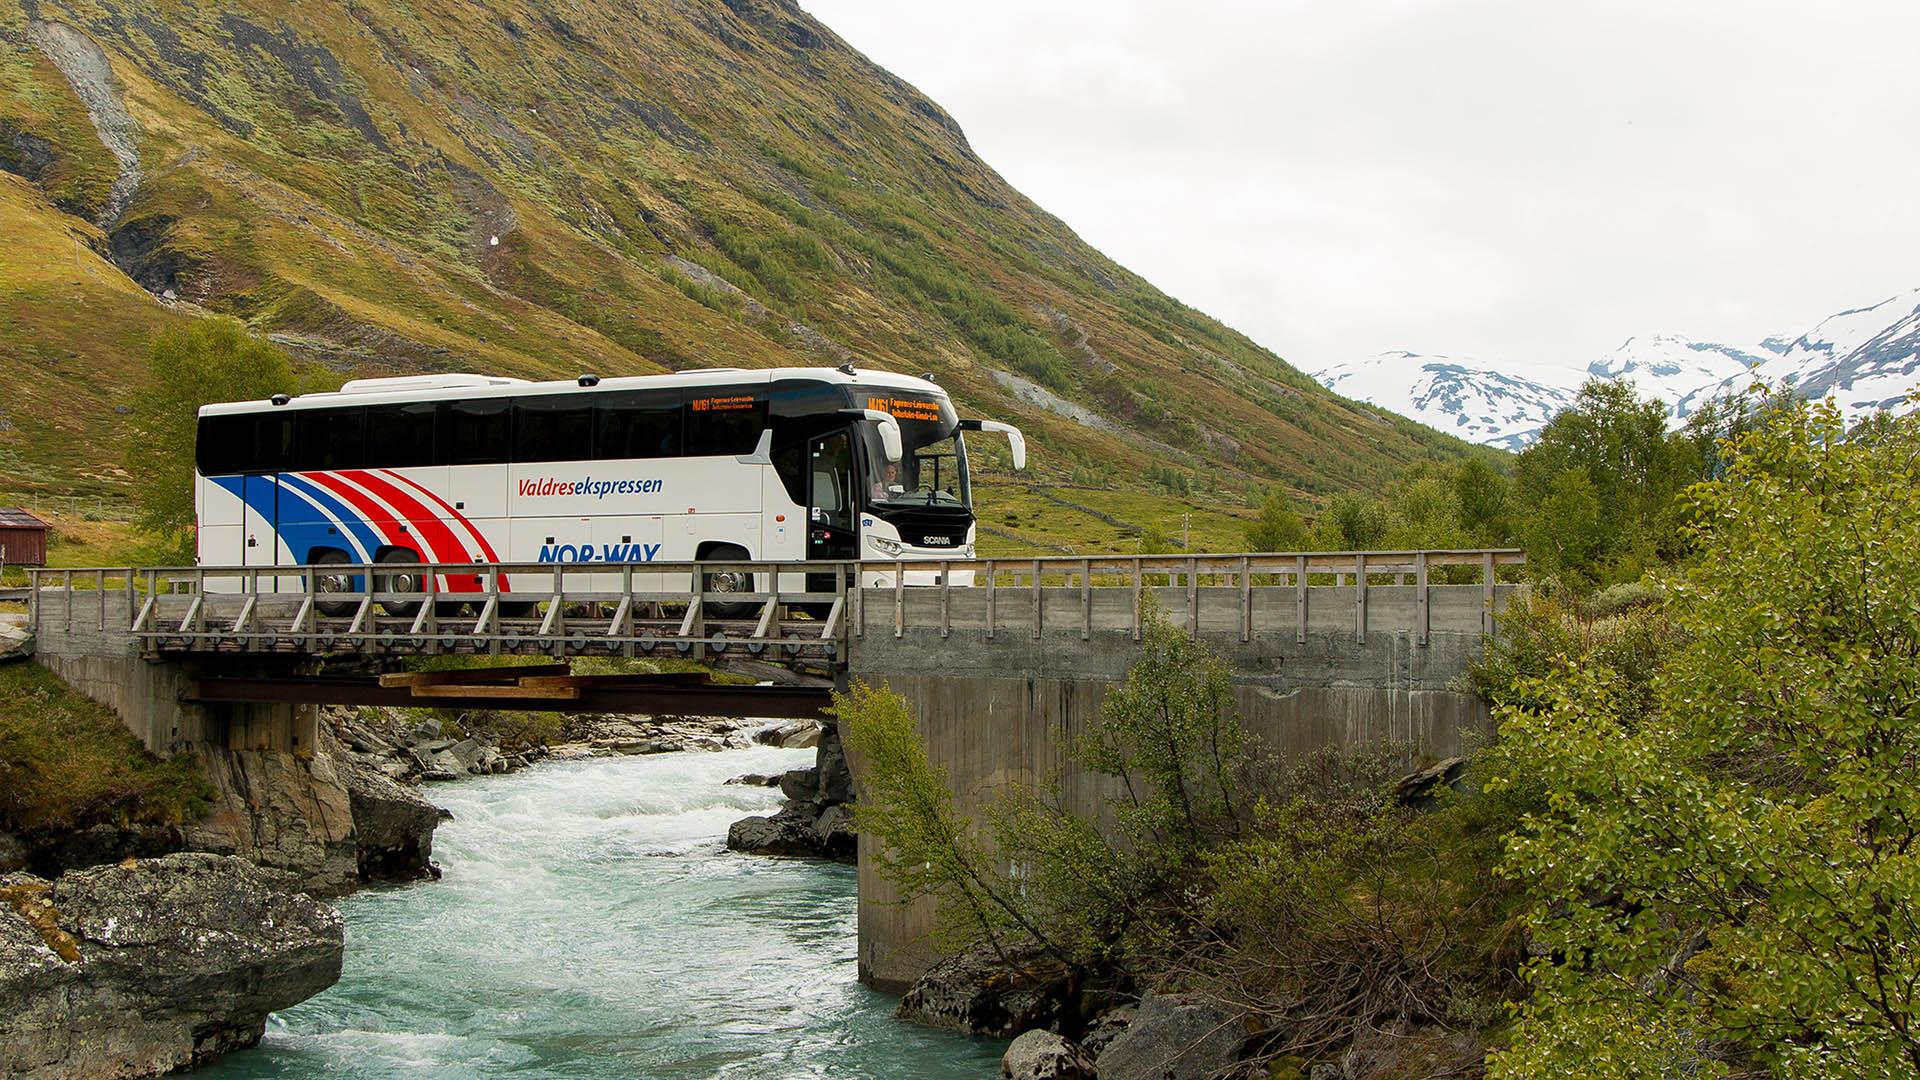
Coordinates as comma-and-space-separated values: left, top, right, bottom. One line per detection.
701, 544, 756, 620
311, 550, 358, 618
376, 549, 425, 617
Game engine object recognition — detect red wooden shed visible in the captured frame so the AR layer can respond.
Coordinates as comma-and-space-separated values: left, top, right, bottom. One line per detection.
0, 508, 50, 567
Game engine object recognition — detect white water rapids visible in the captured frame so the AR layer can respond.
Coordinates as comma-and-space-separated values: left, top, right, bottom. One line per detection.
199, 745, 1005, 1078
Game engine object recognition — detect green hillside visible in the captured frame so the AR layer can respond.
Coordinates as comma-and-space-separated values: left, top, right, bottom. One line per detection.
0, 0, 1480, 550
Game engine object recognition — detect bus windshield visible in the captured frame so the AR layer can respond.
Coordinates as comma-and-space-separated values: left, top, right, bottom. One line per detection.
861, 419, 971, 510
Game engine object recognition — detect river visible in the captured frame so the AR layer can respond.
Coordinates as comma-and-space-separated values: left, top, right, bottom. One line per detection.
200, 745, 1006, 1079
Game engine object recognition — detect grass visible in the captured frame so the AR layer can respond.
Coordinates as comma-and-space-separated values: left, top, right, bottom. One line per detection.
0, 660, 212, 833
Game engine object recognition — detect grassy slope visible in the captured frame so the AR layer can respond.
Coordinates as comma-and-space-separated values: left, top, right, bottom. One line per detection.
0, 0, 1483, 553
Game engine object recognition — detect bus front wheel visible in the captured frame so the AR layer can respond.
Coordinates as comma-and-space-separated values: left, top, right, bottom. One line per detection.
311, 550, 358, 618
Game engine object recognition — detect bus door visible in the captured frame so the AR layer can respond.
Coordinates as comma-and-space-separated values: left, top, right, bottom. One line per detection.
806, 430, 858, 565
239, 474, 281, 594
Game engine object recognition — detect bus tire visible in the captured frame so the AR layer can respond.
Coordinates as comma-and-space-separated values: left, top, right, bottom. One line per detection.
310, 549, 358, 618
376, 548, 425, 617
700, 543, 756, 620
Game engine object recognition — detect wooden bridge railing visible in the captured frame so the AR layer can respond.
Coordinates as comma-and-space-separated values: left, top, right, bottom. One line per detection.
24, 549, 1525, 661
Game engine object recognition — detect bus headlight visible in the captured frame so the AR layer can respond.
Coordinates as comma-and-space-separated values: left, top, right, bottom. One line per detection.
870, 536, 903, 556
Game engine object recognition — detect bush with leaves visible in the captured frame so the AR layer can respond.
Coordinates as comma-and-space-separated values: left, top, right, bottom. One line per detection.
130, 317, 333, 561
1487, 395, 1920, 1078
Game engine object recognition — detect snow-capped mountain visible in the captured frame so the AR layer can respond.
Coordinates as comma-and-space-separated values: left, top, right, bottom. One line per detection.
1313, 287, 1920, 448
1314, 352, 1583, 450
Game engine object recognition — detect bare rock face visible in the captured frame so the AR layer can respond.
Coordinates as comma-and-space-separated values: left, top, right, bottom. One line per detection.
726, 720, 857, 863
184, 744, 359, 897
0, 853, 344, 1078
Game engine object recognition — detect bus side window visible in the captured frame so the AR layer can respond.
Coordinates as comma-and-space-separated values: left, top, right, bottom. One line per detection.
252, 414, 294, 474
366, 402, 436, 469
197, 414, 251, 475
595, 390, 682, 460
440, 399, 511, 466
514, 395, 594, 464
293, 407, 368, 472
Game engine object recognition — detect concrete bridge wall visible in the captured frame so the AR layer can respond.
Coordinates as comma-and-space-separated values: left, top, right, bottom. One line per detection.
844, 582, 1515, 991
29, 589, 316, 756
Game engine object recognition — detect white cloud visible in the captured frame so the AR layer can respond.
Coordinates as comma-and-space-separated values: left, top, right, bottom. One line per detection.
802, 0, 1920, 373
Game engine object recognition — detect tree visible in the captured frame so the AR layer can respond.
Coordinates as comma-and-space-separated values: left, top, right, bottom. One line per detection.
1487, 395, 1920, 1077
1454, 457, 1511, 545
130, 318, 321, 559
1512, 378, 1703, 585
1313, 491, 1389, 550
1244, 489, 1311, 552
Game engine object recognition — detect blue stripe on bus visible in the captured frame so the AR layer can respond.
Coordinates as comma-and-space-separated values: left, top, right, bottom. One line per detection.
277, 472, 382, 561
211, 474, 375, 568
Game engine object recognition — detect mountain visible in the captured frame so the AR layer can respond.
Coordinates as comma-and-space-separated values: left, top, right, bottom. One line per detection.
1312, 352, 1581, 451
1314, 288, 1920, 447
0, 0, 1478, 528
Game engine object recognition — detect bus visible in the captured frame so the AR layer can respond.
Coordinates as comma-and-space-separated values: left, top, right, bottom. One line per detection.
193, 366, 1026, 616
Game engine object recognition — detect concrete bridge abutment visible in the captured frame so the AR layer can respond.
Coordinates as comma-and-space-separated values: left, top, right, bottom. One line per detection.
843, 582, 1513, 991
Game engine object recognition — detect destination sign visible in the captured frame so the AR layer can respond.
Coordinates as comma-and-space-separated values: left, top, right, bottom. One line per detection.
866, 395, 943, 423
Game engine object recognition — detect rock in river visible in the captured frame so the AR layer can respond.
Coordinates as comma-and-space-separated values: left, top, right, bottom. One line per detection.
0, 852, 344, 1077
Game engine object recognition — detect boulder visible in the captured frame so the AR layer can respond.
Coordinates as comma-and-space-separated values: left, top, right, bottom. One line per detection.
0, 624, 32, 662
757, 719, 822, 748
341, 758, 446, 882
780, 766, 821, 802
725, 773, 782, 787
1394, 757, 1468, 811
1079, 1003, 1136, 1059
0, 834, 23, 874
1093, 993, 1250, 1080
811, 803, 857, 862
1340, 1021, 1482, 1080
815, 722, 854, 803
897, 941, 1072, 1038
1003, 1029, 1095, 1080
0, 853, 343, 1077
725, 812, 819, 858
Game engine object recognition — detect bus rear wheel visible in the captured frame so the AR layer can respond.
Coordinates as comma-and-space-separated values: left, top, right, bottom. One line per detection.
376, 549, 425, 617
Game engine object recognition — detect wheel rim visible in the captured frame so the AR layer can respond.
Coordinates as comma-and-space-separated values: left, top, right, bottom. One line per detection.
708, 570, 749, 596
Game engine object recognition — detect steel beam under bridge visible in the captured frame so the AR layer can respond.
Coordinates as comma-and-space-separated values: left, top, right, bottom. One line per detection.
185, 674, 832, 719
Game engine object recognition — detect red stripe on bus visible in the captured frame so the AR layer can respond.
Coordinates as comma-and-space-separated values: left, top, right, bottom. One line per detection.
309, 471, 482, 594
374, 469, 514, 594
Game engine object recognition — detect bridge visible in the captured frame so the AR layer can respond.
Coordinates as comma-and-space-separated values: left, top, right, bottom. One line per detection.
20, 549, 1524, 987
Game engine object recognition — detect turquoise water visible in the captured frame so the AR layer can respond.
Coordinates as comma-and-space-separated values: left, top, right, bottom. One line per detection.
201, 746, 1005, 1079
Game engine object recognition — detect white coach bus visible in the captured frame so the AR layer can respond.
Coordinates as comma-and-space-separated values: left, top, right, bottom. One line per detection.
193, 366, 1025, 616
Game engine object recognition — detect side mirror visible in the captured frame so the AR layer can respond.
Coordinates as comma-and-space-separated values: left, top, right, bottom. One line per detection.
857, 409, 903, 463
960, 419, 1027, 470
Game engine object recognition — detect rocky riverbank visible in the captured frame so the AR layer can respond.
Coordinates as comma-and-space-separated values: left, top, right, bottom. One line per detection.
724, 719, 856, 862
0, 667, 798, 1078
0, 853, 344, 1078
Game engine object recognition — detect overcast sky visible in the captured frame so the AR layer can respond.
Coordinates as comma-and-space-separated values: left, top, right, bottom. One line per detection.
802, 0, 1920, 374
